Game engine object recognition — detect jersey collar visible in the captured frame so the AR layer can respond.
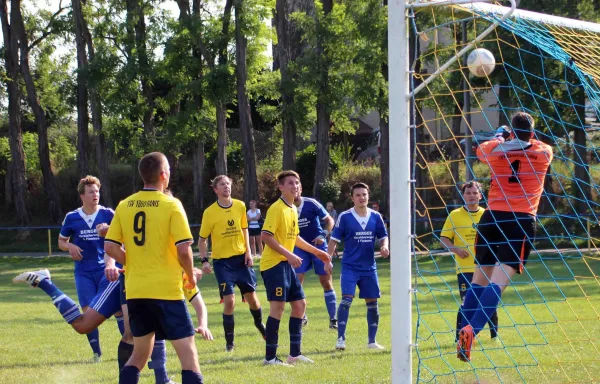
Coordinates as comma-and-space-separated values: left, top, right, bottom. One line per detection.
141, 188, 159, 191
77, 207, 101, 229
279, 197, 294, 208
462, 206, 482, 214
350, 207, 372, 230
217, 200, 233, 209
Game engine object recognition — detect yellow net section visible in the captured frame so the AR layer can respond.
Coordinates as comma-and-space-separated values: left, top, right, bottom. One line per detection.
410, 4, 600, 383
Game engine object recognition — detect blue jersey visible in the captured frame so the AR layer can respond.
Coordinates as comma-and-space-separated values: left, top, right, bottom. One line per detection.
331, 208, 388, 271
296, 197, 329, 250
60, 206, 114, 274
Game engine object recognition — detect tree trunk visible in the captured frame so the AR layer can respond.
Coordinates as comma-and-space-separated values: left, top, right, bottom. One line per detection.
234, 0, 259, 203
451, 103, 463, 206
276, 0, 314, 170
193, 141, 205, 214
73, 0, 90, 177
313, 0, 333, 198
0, 0, 28, 224
80, 2, 113, 206
14, 0, 62, 222
573, 90, 590, 214
497, 74, 510, 127
135, 2, 154, 141
216, 105, 228, 175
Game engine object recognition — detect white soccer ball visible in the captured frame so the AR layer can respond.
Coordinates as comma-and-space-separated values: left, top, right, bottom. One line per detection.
467, 48, 496, 77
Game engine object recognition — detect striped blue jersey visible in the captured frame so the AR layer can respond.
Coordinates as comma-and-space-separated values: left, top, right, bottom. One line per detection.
296, 197, 329, 250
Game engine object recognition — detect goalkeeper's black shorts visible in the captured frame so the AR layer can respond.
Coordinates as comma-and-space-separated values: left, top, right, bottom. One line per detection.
474, 210, 536, 274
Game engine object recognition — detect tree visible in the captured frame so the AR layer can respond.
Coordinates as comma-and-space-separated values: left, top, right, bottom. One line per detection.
275, 0, 315, 170
234, 0, 259, 202
14, 0, 66, 223
0, 0, 29, 224
73, 0, 90, 177
313, 0, 333, 199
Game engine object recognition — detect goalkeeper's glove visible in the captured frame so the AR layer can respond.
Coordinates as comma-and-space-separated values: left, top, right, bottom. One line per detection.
495, 125, 511, 141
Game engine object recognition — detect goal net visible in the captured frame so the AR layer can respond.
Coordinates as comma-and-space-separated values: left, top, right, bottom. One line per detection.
410, 2, 600, 383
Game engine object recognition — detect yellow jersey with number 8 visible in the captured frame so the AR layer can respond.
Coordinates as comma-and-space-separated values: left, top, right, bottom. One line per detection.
260, 198, 299, 271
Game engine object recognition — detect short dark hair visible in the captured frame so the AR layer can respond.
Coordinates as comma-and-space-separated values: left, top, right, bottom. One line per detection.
511, 112, 534, 141
78, 175, 101, 195
351, 182, 370, 195
138, 152, 167, 184
211, 175, 232, 189
277, 170, 300, 185
460, 181, 482, 194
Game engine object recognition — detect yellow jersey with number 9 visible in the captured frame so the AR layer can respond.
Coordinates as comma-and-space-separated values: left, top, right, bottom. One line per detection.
260, 198, 299, 271
105, 189, 193, 300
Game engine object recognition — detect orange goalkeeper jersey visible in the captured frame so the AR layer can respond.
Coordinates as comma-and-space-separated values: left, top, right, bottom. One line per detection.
477, 138, 553, 215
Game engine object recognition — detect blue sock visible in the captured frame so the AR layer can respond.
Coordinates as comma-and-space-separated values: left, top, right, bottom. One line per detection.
119, 365, 140, 384
37, 278, 82, 324
116, 315, 125, 336
289, 316, 303, 357
265, 316, 280, 360
366, 301, 379, 344
324, 289, 337, 321
148, 340, 169, 384
182, 370, 204, 384
337, 296, 353, 340
86, 328, 101, 356
223, 314, 235, 346
470, 283, 502, 335
461, 283, 485, 326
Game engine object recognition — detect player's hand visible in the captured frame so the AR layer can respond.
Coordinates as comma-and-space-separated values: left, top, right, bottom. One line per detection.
193, 267, 203, 281
184, 273, 197, 289
380, 246, 390, 258
312, 235, 326, 246
324, 261, 333, 274
454, 248, 470, 259
495, 125, 511, 141
105, 266, 122, 282
201, 262, 213, 274
287, 253, 303, 269
67, 243, 84, 261
96, 223, 110, 237
314, 249, 331, 263
245, 253, 254, 267
195, 326, 214, 341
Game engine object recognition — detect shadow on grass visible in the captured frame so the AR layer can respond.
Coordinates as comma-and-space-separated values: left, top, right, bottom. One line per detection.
0, 357, 116, 370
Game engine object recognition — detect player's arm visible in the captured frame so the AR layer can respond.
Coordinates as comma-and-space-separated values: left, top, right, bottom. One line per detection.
58, 217, 83, 260
242, 228, 253, 267
379, 236, 389, 258
322, 215, 335, 233
327, 237, 339, 257
189, 293, 213, 340
295, 236, 331, 263
476, 127, 508, 162
177, 243, 195, 288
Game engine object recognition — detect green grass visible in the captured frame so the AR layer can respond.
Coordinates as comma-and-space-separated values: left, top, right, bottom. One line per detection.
414, 253, 600, 384
4, 253, 600, 383
0, 257, 392, 384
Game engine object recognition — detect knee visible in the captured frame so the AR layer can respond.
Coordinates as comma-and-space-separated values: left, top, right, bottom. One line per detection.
319, 276, 333, 290
223, 295, 235, 311
72, 320, 93, 335
121, 331, 133, 344
291, 299, 306, 313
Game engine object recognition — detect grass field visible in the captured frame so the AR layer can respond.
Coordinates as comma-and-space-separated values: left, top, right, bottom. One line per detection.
0, 257, 392, 384
414, 252, 600, 384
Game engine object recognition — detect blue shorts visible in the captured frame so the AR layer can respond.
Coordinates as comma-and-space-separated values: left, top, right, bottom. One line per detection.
89, 275, 122, 318
213, 254, 257, 296
261, 261, 305, 302
457, 272, 474, 300
293, 247, 328, 276
75, 269, 105, 308
126, 299, 195, 341
340, 267, 380, 299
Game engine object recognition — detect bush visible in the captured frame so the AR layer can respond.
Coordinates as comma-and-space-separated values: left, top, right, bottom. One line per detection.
205, 141, 244, 178
334, 164, 382, 209
295, 144, 343, 196
316, 179, 341, 205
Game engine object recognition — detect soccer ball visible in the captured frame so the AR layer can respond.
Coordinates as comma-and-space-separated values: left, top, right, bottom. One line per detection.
467, 48, 496, 77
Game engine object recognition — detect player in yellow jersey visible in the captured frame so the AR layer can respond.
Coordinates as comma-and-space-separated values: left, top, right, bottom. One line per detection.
440, 182, 499, 343
260, 170, 332, 366
104, 152, 203, 384
198, 175, 266, 352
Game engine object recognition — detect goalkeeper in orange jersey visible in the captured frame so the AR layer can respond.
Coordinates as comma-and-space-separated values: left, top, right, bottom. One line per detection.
457, 112, 553, 362
440, 181, 498, 343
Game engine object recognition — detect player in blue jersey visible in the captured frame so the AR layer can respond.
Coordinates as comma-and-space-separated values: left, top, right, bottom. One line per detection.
57, 176, 119, 361
293, 184, 337, 329
328, 182, 390, 351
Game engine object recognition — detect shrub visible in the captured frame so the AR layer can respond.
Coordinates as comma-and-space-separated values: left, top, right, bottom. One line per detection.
295, 144, 343, 196
334, 164, 381, 209
316, 179, 341, 205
